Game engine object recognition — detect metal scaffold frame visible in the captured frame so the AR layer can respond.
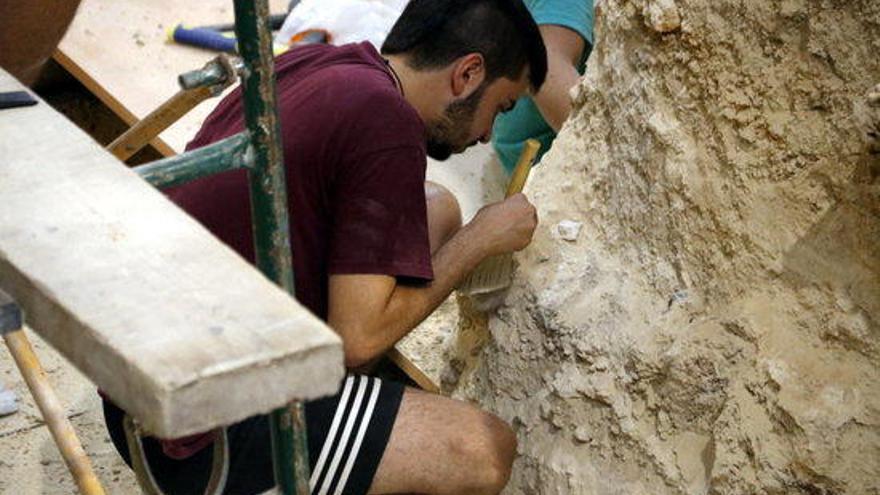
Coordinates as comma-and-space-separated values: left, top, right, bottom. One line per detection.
131, 1, 310, 493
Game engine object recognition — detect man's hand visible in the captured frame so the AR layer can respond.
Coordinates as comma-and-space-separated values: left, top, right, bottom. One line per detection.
328, 193, 537, 368
468, 193, 539, 257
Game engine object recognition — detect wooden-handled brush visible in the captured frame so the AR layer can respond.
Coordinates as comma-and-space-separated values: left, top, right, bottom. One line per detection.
458, 139, 541, 297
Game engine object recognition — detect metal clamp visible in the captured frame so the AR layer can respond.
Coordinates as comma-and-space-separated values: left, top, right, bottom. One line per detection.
178, 54, 241, 95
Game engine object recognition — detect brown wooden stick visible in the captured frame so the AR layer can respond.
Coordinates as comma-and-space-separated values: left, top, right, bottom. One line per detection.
52, 49, 177, 158
387, 348, 440, 394
504, 138, 541, 198
107, 85, 214, 161
3, 328, 106, 495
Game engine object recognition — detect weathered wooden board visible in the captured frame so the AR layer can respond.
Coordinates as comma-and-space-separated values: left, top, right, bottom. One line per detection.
0, 69, 344, 438
55, 0, 289, 155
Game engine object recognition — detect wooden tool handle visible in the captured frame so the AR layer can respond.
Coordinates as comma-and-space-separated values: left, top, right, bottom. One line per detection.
505, 139, 541, 198
107, 86, 213, 162
5, 329, 106, 495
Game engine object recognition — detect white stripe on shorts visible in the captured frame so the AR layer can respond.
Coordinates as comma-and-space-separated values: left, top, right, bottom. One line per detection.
333, 377, 382, 495
315, 376, 371, 495
309, 375, 355, 490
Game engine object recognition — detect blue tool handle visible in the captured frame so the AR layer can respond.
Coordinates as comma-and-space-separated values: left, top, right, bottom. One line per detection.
170, 24, 237, 53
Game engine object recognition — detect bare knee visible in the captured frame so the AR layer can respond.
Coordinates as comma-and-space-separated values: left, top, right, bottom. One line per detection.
485, 413, 517, 493
425, 181, 463, 253
370, 391, 516, 495
452, 411, 517, 494
483, 413, 516, 493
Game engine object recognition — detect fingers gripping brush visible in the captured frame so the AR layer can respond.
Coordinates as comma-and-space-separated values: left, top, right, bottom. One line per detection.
458, 139, 541, 304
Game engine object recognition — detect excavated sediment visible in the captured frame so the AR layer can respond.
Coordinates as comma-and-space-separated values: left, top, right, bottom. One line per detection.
443, 1, 880, 493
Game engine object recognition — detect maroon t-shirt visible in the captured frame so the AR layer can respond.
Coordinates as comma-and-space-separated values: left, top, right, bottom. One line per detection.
159, 42, 433, 458
170, 42, 432, 316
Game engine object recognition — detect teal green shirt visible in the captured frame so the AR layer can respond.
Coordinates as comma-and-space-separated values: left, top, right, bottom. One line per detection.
492, 0, 594, 173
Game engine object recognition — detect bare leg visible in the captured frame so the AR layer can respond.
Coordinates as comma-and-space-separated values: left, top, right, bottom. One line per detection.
368, 388, 516, 495
425, 181, 462, 255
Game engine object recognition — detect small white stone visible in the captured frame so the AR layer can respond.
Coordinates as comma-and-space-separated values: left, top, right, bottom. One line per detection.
0, 386, 18, 416
868, 84, 880, 106
556, 220, 583, 242
573, 426, 592, 443
644, 0, 682, 33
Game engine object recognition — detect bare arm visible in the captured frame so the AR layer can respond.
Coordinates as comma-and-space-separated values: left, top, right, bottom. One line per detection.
328, 195, 537, 368
531, 24, 587, 132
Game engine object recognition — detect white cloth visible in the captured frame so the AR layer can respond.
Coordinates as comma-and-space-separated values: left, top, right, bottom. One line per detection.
275, 0, 408, 49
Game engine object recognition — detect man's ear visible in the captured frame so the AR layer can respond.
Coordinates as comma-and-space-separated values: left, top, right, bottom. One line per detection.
450, 53, 486, 98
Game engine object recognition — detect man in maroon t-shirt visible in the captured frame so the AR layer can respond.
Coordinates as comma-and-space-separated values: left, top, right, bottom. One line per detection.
103, 1, 548, 494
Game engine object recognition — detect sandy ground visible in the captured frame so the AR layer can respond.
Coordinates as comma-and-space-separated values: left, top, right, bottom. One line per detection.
0, 329, 138, 494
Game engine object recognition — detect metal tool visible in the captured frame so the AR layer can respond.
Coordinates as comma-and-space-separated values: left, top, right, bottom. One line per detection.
196, 12, 289, 32
0, 90, 37, 109
107, 54, 237, 162
168, 24, 291, 55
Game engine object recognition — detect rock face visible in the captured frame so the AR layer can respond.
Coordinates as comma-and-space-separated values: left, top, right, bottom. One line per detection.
450, 1, 880, 493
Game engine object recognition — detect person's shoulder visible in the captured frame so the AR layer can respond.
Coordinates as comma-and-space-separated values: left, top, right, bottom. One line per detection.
275, 43, 424, 151
346, 77, 414, 118
280, 43, 410, 110
317, 50, 423, 145
345, 85, 424, 154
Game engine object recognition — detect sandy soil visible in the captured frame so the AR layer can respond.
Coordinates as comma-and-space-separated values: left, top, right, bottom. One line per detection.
0, 330, 138, 494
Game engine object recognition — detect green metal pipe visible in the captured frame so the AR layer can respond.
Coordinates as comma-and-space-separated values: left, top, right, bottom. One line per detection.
133, 132, 251, 189
232, 1, 310, 494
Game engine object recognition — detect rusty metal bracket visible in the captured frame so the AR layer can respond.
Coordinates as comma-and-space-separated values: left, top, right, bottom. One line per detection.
178, 54, 240, 95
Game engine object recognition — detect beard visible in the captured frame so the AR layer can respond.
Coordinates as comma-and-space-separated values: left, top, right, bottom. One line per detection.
425, 83, 487, 161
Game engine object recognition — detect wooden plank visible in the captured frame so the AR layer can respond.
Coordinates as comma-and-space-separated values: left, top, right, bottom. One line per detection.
56, 0, 289, 154
387, 348, 440, 394
52, 49, 177, 158
0, 69, 344, 438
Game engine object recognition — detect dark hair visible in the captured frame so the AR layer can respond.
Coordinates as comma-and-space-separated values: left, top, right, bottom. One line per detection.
381, 0, 547, 92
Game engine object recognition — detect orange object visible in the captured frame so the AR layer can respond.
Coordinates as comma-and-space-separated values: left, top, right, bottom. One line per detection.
286, 28, 331, 46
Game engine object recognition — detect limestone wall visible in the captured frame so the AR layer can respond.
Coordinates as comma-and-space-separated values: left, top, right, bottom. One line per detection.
449, 1, 880, 493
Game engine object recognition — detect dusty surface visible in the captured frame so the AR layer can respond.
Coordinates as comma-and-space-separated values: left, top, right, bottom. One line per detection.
0, 330, 138, 494
411, 0, 880, 494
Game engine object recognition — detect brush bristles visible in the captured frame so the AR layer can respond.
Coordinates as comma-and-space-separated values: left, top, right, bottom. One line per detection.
458, 254, 515, 295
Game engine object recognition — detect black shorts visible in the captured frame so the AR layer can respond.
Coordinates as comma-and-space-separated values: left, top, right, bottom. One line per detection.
103, 375, 404, 495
